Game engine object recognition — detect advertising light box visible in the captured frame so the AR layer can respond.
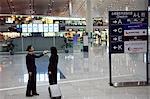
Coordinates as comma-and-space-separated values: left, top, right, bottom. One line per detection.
124, 41, 147, 53
22, 24, 28, 32
28, 24, 33, 32
38, 24, 43, 32
124, 29, 147, 36
44, 24, 49, 32
54, 24, 59, 32
49, 24, 54, 32
33, 24, 38, 32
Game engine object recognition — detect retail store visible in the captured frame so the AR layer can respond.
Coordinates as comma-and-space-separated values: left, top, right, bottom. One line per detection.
0, 15, 109, 52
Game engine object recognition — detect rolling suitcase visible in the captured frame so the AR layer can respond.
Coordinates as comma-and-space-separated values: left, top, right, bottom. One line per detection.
48, 84, 62, 99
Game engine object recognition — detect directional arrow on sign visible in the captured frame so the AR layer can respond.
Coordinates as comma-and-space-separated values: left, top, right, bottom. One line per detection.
134, 18, 138, 22
113, 46, 117, 49
113, 20, 117, 24
113, 29, 117, 32
113, 37, 117, 41
127, 19, 130, 22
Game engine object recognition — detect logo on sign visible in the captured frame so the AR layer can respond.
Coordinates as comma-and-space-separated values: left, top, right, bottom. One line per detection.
124, 29, 147, 36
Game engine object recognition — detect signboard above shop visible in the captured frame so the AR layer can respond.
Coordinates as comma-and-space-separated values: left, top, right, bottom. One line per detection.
21, 24, 59, 33
22, 24, 28, 32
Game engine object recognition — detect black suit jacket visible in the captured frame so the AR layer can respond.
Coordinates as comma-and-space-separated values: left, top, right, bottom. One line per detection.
26, 53, 44, 73
48, 54, 58, 73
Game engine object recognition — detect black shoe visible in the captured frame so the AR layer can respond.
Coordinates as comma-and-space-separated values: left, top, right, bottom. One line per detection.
33, 93, 39, 96
26, 94, 33, 97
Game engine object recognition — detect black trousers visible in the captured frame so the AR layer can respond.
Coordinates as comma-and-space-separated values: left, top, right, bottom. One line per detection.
26, 72, 37, 95
48, 71, 57, 85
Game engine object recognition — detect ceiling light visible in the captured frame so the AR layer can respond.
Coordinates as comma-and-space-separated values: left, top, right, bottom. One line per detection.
105, 19, 108, 23
31, 15, 34, 18
125, 6, 129, 11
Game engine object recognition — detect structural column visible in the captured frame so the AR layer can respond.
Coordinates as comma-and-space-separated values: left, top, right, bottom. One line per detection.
86, 0, 93, 33
69, 0, 73, 17
83, 0, 93, 52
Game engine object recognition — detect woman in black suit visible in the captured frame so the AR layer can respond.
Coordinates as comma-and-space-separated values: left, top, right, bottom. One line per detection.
26, 45, 47, 97
48, 47, 58, 85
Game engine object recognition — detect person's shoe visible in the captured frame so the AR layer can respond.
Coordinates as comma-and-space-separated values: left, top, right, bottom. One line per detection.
26, 94, 33, 97
33, 93, 39, 96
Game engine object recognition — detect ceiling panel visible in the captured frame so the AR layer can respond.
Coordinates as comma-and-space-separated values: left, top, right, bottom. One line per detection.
1, 0, 147, 18
0, 0, 70, 16
71, 0, 148, 18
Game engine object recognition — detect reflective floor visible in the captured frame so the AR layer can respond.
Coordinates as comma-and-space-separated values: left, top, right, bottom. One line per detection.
0, 46, 149, 99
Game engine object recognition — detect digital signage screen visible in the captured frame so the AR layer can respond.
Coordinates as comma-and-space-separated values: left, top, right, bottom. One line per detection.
44, 24, 49, 32
38, 24, 43, 32
33, 24, 38, 32
28, 24, 33, 32
54, 24, 59, 32
22, 24, 28, 32
49, 24, 53, 32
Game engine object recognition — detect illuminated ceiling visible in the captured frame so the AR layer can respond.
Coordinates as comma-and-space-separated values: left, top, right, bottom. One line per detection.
0, 0, 70, 16
0, 0, 148, 18
72, 0, 148, 19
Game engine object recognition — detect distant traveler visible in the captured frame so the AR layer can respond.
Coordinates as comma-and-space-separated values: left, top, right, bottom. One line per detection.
7, 40, 14, 55
26, 45, 48, 97
48, 47, 58, 85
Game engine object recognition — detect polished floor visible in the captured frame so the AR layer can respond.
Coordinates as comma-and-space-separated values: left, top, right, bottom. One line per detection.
0, 46, 149, 99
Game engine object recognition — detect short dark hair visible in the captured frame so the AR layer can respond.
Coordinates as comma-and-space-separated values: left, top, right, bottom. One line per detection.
50, 47, 57, 55
26, 45, 32, 51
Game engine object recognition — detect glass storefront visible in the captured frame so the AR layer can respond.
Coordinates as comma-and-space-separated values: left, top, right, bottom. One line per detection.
0, 15, 108, 53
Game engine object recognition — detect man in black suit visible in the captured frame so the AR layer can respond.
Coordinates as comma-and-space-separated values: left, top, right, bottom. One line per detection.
26, 45, 48, 97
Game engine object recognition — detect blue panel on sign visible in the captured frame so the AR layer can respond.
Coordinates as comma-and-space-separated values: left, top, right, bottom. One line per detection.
109, 11, 148, 54
124, 23, 148, 30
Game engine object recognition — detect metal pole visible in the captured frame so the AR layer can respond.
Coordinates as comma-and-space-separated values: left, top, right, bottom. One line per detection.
109, 11, 113, 86
146, 48, 149, 84
146, 10, 149, 85
21, 36, 24, 52
69, 0, 72, 17
109, 52, 113, 86
53, 32, 56, 46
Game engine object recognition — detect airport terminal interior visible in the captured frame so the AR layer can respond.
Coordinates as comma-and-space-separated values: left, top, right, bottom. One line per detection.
0, 0, 150, 99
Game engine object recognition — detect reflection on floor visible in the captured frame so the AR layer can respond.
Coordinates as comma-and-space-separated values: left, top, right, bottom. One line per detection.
0, 46, 149, 99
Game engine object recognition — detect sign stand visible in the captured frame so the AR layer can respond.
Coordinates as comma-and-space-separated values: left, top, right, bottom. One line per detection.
146, 20, 149, 85
109, 52, 113, 86
109, 11, 149, 87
